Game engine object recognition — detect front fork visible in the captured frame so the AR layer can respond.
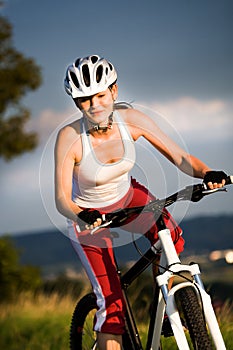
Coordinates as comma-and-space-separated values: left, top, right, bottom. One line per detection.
152, 259, 226, 349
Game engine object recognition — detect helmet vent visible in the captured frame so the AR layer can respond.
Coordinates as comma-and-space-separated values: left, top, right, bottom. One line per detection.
70, 71, 80, 89
82, 64, 90, 87
96, 65, 103, 83
109, 63, 113, 71
91, 55, 98, 64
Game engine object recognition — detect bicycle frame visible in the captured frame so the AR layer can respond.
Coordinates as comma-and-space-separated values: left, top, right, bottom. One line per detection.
118, 223, 226, 350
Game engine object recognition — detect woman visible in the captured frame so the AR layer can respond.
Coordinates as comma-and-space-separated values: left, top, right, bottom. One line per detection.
55, 55, 226, 350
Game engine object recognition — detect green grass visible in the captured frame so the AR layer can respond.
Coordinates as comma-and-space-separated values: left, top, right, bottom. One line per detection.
0, 292, 232, 349
215, 301, 233, 349
0, 293, 74, 350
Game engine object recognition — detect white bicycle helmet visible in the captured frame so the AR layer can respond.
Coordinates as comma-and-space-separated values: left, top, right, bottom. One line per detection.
64, 55, 117, 98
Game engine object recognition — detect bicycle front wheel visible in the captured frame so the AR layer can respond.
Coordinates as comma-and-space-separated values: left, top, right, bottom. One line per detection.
175, 286, 213, 350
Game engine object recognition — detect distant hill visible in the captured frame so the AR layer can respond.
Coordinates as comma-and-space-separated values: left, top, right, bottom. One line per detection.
9, 214, 233, 277
180, 214, 233, 252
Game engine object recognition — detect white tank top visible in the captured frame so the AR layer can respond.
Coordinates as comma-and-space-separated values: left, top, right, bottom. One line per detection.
72, 112, 136, 208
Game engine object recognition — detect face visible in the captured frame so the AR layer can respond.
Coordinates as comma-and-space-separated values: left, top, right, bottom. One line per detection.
75, 85, 118, 124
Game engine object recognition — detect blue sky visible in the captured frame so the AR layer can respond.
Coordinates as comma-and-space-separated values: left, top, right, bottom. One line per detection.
1, 0, 233, 234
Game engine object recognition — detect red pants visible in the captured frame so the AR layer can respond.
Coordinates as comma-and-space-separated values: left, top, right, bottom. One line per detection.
69, 178, 184, 334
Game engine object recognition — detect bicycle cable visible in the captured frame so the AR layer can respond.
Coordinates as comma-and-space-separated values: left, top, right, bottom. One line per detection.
125, 200, 205, 286
131, 209, 181, 263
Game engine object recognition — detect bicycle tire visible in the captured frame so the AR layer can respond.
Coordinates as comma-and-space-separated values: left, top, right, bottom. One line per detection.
69, 293, 134, 350
174, 286, 213, 350
70, 293, 97, 350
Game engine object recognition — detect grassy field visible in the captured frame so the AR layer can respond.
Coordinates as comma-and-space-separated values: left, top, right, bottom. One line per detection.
0, 292, 233, 349
0, 293, 73, 350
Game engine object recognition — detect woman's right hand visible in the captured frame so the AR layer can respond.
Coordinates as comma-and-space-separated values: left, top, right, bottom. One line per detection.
77, 209, 102, 230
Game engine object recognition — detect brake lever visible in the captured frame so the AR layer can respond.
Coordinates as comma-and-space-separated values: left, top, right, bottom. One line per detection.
202, 187, 227, 195
90, 216, 113, 235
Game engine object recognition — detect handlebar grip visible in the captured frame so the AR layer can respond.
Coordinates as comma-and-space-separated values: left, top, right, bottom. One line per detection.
225, 175, 233, 185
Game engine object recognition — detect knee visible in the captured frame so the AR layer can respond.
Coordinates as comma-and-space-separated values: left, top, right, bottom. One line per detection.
95, 294, 126, 335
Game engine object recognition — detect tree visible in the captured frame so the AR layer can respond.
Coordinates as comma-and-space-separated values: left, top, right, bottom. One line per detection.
0, 11, 42, 160
0, 236, 42, 302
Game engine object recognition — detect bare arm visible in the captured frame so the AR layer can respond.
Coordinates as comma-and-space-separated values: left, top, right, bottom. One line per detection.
54, 126, 82, 222
124, 108, 211, 179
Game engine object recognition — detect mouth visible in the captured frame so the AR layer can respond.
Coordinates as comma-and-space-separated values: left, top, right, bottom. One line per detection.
90, 109, 105, 116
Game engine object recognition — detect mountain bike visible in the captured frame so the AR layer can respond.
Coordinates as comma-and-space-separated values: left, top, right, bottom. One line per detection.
69, 175, 233, 349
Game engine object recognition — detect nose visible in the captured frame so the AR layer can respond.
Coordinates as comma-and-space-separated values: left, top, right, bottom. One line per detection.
90, 96, 99, 108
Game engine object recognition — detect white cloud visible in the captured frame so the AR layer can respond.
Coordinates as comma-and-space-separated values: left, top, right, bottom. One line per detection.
27, 107, 82, 144
148, 97, 233, 141
27, 97, 233, 148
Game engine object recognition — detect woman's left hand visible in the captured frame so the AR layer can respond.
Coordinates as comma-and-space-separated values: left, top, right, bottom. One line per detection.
203, 170, 228, 189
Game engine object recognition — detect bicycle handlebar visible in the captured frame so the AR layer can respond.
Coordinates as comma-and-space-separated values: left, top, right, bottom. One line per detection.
90, 175, 233, 234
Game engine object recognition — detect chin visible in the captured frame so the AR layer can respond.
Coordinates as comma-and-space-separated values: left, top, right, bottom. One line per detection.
88, 112, 109, 123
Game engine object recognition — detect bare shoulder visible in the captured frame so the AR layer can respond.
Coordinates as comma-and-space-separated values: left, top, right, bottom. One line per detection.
55, 118, 83, 164
56, 119, 82, 143
117, 107, 155, 139
119, 107, 153, 124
